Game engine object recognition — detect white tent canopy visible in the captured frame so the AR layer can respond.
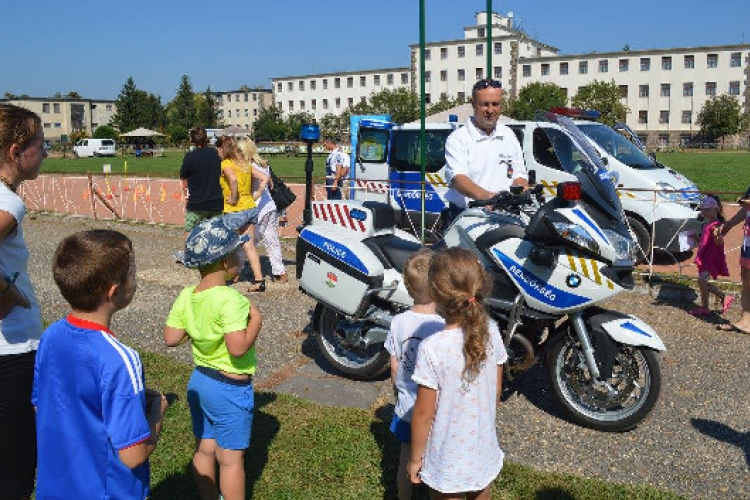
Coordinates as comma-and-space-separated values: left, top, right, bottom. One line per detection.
120, 127, 164, 137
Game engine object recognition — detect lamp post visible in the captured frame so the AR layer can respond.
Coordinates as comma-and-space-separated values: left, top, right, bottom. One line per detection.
300, 123, 320, 227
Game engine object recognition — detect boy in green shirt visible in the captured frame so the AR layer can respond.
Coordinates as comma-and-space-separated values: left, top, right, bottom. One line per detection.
164, 218, 262, 500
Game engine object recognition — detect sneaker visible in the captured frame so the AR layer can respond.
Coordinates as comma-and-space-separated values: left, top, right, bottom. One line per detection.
689, 307, 711, 317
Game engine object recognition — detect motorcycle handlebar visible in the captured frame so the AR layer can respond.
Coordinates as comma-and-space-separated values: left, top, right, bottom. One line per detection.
467, 184, 544, 209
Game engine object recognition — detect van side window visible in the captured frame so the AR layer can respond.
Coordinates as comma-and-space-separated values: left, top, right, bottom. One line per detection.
532, 128, 563, 171
390, 130, 451, 173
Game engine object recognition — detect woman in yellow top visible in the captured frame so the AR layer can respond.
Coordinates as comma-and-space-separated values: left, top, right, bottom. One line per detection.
216, 136, 269, 292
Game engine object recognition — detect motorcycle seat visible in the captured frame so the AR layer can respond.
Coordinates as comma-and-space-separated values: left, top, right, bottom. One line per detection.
362, 201, 395, 230
364, 234, 424, 273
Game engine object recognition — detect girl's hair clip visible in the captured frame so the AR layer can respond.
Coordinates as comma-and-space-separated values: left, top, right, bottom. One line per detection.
467, 296, 476, 304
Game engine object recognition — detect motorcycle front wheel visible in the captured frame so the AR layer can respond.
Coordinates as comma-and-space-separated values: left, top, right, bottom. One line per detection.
315, 305, 390, 380
547, 335, 662, 432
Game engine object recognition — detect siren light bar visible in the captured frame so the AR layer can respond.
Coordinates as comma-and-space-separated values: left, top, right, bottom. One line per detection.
550, 107, 601, 121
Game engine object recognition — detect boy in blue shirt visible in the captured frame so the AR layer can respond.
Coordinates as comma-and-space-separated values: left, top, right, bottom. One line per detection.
32, 230, 167, 500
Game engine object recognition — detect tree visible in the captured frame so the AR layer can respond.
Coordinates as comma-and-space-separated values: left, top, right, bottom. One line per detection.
427, 94, 467, 116
572, 80, 628, 125
319, 113, 348, 142
195, 86, 220, 129
111, 77, 141, 133
167, 125, 189, 146
253, 106, 289, 142
170, 75, 196, 130
508, 82, 567, 120
66, 91, 82, 99
284, 112, 315, 141
622, 44, 631, 52
93, 125, 118, 139
368, 87, 420, 123
697, 95, 745, 145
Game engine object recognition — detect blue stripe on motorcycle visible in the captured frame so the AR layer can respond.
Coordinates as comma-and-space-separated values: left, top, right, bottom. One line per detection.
300, 230, 369, 274
492, 249, 589, 309
572, 208, 609, 244
620, 321, 652, 338
389, 171, 446, 213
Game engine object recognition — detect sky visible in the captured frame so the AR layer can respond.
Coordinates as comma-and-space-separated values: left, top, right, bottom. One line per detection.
3, 0, 749, 101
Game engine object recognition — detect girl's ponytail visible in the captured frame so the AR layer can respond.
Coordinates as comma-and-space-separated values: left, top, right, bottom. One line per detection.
429, 248, 493, 382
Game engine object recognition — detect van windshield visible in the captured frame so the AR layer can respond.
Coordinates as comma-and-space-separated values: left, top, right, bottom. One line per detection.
390, 129, 451, 173
577, 123, 657, 170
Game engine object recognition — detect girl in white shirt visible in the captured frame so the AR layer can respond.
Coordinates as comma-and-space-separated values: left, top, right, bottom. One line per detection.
408, 247, 508, 499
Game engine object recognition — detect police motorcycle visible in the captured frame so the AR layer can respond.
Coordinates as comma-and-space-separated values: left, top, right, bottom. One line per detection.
296, 112, 665, 431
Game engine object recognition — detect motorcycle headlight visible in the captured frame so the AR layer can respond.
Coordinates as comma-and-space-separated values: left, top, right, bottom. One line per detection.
603, 229, 636, 264
552, 222, 600, 255
656, 182, 681, 202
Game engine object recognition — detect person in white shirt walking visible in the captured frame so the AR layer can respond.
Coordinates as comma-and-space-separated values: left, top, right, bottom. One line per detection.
324, 139, 350, 200
443, 79, 529, 227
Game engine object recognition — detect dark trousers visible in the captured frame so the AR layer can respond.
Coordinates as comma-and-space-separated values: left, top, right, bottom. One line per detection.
441, 203, 465, 232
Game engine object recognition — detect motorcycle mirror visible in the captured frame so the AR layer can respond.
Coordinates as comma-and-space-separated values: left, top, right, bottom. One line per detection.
510, 185, 524, 195
528, 169, 536, 185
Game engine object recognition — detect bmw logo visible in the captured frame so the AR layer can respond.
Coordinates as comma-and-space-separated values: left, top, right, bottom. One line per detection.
566, 274, 582, 288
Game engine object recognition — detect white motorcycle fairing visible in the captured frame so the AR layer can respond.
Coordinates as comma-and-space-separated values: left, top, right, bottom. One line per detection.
591, 312, 666, 352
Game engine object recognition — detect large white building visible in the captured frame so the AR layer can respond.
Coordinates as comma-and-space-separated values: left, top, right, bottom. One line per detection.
272, 10, 750, 146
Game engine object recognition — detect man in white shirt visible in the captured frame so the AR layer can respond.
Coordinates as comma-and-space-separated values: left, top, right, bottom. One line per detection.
443, 79, 528, 225
324, 139, 350, 199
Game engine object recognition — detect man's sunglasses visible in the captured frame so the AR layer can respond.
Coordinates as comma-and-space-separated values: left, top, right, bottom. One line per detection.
473, 79, 502, 90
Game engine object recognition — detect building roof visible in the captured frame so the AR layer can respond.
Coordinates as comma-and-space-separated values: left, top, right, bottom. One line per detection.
0, 96, 115, 103
215, 88, 272, 94
521, 43, 750, 63
271, 67, 410, 81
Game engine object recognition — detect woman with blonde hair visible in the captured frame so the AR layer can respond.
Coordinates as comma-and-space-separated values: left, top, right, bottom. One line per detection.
216, 136, 269, 292
0, 104, 46, 500
243, 139, 288, 283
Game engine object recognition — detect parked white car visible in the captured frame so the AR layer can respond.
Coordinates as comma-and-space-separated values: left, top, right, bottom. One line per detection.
73, 138, 116, 157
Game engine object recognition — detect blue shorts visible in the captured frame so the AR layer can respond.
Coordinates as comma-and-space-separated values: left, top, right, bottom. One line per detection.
326, 185, 342, 200
223, 208, 260, 232
187, 367, 254, 450
390, 414, 411, 444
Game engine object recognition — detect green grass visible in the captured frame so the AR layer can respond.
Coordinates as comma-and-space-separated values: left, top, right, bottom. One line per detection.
656, 151, 750, 198
40, 153, 324, 182
143, 350, 684, 499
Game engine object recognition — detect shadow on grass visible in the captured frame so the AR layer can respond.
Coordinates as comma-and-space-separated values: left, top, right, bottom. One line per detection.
535, 488, 578, 500
149, 392, 280, 500
691, 417, 750, 468
370, 403, 430, 500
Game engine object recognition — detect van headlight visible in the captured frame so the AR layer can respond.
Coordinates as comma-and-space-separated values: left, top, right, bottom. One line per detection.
552, 222, 600, 255
603, 229, 636, 263
656, 182, 681, 202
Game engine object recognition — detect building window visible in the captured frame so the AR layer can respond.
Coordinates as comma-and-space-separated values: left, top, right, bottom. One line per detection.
619, 59, 629, 72
348, 97, 353, 107
425, 93, 431, 104
640, 58, 650, 71
425, 71, 431, 83
730, 81, 741, 95
323, 79, 328, 89
684, 55, 695, 69
458, 91, 465, 100
253, 109, 257, 116
659, 111, 669, 124
244, 93, 249, 102
541, 63, 550, 76
218, 96, 223, 105
387, 73, 394, 85
54, 123, 61, 128
494, 66, 502, 79
244, 109, 249, 117
730, 52, 742, 67
401, 73, 408, 84
54, 103, 62, 113
478, 27, 485, 38
360, 76, 366, 87
441, 92, 447, 100
680, 134, 691, 147
43, 123, 50, 129
299, 81, 304, 91
707, 54, 718, 68
300, 101, 305, 110
682, 111, 692, 124
559, 62, 568, 75
334, 77, 340, 89
374, 74, 381, 85
476, 44, 483, 56
599, 60, 608, 73
639, 111, 648, 124
347, 77, 353, 88
287, 82, 293, 91
661, 84, 671, 97
706, 82, 717, 96
253, 93, 258, 100
523, 65, 531, 77
579, 61, 588, 74
440, 70, 447, 82
425, 49, 431, 61
476, 68, 483, 80
457, 45, 465, 58
683, 82, 693, 96
639, 85, 649, 98
458, 69, 465, 81
287, 101, 293, 111
227, 110, 232, 117
440, 47, 448, 59
335, 97, 341, 109
277, 82, 282, 92
657, 134, 669, 147
619, 85, 628, 98
235, 95, 240, 102
42, 103, 50, 113
494, 42, 502, 54
323, 99, 328, 110
662, 56, 672, 70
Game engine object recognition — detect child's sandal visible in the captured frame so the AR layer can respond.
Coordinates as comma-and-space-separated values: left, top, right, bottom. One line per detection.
721, 295, 734, 315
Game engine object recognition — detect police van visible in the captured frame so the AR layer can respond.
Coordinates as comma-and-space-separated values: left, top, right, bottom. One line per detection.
350, 113, 700, 257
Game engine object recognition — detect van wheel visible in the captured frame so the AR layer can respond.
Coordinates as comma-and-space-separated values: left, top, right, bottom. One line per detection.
626, 215, 650, 264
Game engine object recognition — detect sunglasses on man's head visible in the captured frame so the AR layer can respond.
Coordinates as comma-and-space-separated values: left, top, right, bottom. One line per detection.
473, 79, 502, 90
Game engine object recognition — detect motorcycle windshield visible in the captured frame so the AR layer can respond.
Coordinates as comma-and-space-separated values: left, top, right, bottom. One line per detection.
537, 112, 623, 221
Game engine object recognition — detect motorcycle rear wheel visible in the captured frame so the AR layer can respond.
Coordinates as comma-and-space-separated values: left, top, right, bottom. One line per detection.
547, 335, 662, 432
315, 305, 390, 380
